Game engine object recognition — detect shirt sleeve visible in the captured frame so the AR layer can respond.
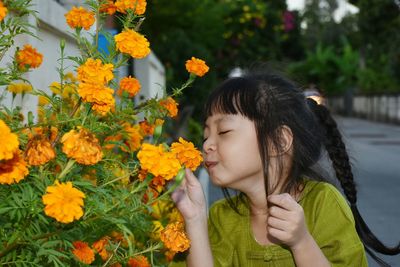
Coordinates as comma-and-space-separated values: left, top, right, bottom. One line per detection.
306, 183, 368, 267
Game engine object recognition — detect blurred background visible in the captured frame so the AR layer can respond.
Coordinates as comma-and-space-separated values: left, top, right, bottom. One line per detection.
2, 0, 399, 266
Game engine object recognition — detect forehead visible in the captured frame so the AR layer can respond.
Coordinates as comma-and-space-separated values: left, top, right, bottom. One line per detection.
204, 114, 247, 127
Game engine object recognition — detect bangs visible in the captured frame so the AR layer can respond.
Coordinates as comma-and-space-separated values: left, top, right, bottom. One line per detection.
204, 77, 258, 120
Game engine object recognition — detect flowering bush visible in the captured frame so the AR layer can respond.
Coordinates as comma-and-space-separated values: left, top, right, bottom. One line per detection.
0, 0, 209, 265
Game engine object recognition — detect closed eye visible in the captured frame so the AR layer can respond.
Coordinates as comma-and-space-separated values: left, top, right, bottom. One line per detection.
218, 130, 231, 135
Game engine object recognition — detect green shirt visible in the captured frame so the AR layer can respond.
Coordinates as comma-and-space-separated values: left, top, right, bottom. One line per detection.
171, 179, 368, 267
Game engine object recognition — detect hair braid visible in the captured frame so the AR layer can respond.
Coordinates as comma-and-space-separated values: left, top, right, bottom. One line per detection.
307, 98, 400, 266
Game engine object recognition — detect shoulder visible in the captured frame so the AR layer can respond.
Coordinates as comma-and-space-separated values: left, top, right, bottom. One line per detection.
300, 180, 355, 223
209, 197, 246, 219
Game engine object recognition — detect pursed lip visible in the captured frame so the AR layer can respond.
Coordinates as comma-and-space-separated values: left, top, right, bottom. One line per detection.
204, 161, 218, 169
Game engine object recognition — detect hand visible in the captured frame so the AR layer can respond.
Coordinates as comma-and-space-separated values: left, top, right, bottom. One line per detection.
171, 168, 207, 223
267, 193, 310, 250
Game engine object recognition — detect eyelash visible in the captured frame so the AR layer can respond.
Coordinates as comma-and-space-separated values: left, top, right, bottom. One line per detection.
203, 130, 231, 143
218, 130, 230, 135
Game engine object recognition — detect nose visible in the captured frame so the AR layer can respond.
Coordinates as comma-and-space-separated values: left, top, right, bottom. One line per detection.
203, 137, 216, 154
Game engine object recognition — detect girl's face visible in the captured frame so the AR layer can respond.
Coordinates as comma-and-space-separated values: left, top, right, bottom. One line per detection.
203, 113, 264, 189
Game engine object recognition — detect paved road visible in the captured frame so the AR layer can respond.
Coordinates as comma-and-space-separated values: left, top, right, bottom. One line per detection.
206, 116, 400, 266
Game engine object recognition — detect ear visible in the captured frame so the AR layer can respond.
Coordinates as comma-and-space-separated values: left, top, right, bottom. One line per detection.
269, 125, 293, 156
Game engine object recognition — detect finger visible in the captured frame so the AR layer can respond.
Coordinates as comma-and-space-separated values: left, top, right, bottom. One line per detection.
268, 205, 292, 221
185, 168, 200, 187
268, 193, 298, 211
268, 226, 289, 242
267, 216, 289, 231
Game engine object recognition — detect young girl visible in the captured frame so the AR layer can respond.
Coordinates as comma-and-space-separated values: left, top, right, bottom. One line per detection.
171, 72, 400, 267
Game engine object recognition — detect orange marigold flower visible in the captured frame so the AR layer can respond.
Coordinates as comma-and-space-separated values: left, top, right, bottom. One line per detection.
104, 134, 123, 150
65, 6, 95, 30
61, 128, 103, 165
7, 82, 33, 94
92, 101, 115, 116
72, 241, 95, 264
0, 151, 29, 185
0, 120, 19, 160
160, 221, 190, 253
16, 44, 43, 70
0, 1, 8, 21
151, 175, 166, 192
185, 57, 209, 77
137, 144, 181, 180
127, 255, 150, 267
117, 76, 141, 97
78, 83, 115, 115
165, 250, 176, 262
139, 119, 164, 136
93, 237, 110, 261
139, 120, 154, 136
42, 181, 85, 223
115, 0, 146, 15
115, 29, 150, 59
160, 97, 178, 118
100, 0, 117, 15
123, 123, 143, 152
171, 137, 203, 171
25, 138, 56, 166
77, 58, 114, 84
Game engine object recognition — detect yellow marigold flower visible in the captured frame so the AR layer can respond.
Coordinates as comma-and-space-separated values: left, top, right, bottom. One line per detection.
0, 1, 7, 21
160, 221, 190, 253
100, 0, 117, 15
61, 128, 103, 165
0, 120, 19, 160
7, 82, 33, 94
123, 123, 143, 152
151, 220, 164, 240
185, 57, 209, 77
117, 76, 141, 97
42, 181, 85, 223
93, 237, 110, 261
171, 137, 203, 171
49, 81, 61, 95
0, 151, 29, 185
72, 241, 95, 264
16, 44, 43, 70
127, 255, 151, 267
115, 0, 146, 15
65, 6, 95, 30
77, 58, 114, 84
25, 138, 56, 166
137, 144, 181, 180
115, 29, 150, 59
160, 97, 178, 118
38, 95, 50, 106
64, 71, 78, 82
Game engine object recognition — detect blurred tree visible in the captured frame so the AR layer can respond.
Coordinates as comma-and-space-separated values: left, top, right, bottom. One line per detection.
354, 0, 400, 92
143, 0, 304, 124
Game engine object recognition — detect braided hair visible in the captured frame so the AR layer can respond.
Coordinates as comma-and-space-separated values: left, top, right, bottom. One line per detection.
307, 98, 400, 267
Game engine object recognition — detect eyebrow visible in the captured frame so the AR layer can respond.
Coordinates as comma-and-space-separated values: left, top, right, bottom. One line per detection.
204, 116, 234, 128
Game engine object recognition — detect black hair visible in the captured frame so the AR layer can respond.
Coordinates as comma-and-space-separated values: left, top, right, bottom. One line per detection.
204, 71, 400, 266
